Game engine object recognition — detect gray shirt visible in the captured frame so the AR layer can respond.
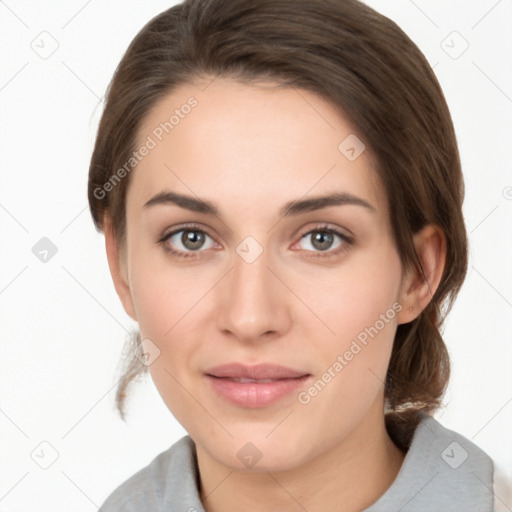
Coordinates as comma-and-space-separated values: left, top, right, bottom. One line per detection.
99, 412, 495, 511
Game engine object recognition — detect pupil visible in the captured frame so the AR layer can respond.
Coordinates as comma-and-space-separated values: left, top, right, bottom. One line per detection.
312, 231, 333, 251
182, 230, 204, 250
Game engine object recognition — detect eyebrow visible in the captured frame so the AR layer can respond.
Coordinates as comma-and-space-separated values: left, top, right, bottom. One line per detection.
143, 191, 376, 217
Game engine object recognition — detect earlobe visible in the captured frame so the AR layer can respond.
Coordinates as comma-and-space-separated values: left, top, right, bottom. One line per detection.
104, 217, 138, 321
397, 225, 446, 324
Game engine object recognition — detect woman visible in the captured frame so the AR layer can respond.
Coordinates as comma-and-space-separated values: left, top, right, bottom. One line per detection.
88, 0, 495, 510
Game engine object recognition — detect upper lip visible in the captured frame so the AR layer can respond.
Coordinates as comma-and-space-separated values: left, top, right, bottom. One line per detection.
205, 363, 309, 380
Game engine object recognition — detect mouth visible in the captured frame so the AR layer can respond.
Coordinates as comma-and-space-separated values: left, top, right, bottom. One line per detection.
204, 363, 311, 408
220, 377, 281, 383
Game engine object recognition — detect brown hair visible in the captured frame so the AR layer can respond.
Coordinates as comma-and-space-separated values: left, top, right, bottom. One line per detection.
88, 0, 468, 448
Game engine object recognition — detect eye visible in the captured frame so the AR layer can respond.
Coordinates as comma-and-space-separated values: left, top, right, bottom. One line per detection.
159, 223, 352, 260
296, 226, 352, 256
159, 225, 216, 259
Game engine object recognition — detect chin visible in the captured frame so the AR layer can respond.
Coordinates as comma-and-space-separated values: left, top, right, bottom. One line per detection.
197, 427, 317, 473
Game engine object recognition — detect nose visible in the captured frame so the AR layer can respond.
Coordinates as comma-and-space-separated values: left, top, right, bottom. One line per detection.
215, 247, 292, 344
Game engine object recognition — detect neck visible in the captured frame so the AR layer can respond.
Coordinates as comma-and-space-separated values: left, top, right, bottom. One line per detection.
196, 402, 406, 512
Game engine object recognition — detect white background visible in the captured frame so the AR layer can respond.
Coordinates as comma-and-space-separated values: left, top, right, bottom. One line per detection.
0, 0, 511, 510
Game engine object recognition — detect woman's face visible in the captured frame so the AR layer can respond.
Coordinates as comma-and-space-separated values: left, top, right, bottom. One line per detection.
120, 78, 409, 471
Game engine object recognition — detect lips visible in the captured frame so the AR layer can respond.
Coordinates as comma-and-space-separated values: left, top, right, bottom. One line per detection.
205, 363, 311, 408
206, 363, 308, 380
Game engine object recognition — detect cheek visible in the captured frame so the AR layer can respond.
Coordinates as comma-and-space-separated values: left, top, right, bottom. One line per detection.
127, 241, 210, 338
130, 270, 206, 429
292, 248, 402, 402
126, 249, 212, 419
293, 293, 400, 446
130, 270, 204, 393
293, 247, 402, 347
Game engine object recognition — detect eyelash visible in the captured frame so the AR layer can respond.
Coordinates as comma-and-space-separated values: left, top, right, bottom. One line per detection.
158, 223, 353, 261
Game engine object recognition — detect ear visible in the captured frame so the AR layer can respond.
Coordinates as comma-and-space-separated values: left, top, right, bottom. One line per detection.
397, 224, 446, 324
104, 216, 137, 321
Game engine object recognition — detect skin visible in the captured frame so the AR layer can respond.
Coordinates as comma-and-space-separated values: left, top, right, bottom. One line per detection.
105, 77, 446, 512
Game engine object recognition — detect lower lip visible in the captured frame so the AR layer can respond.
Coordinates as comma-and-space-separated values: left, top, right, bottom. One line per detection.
205, 375, 310, 408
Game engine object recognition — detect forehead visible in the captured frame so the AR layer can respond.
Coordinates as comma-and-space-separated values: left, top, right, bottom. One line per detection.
129, 78, 386, 219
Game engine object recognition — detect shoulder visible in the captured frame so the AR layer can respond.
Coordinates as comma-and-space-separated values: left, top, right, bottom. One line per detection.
417, 413, 494, 474
99, 436, 202, 512
367, 412, 495, 512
